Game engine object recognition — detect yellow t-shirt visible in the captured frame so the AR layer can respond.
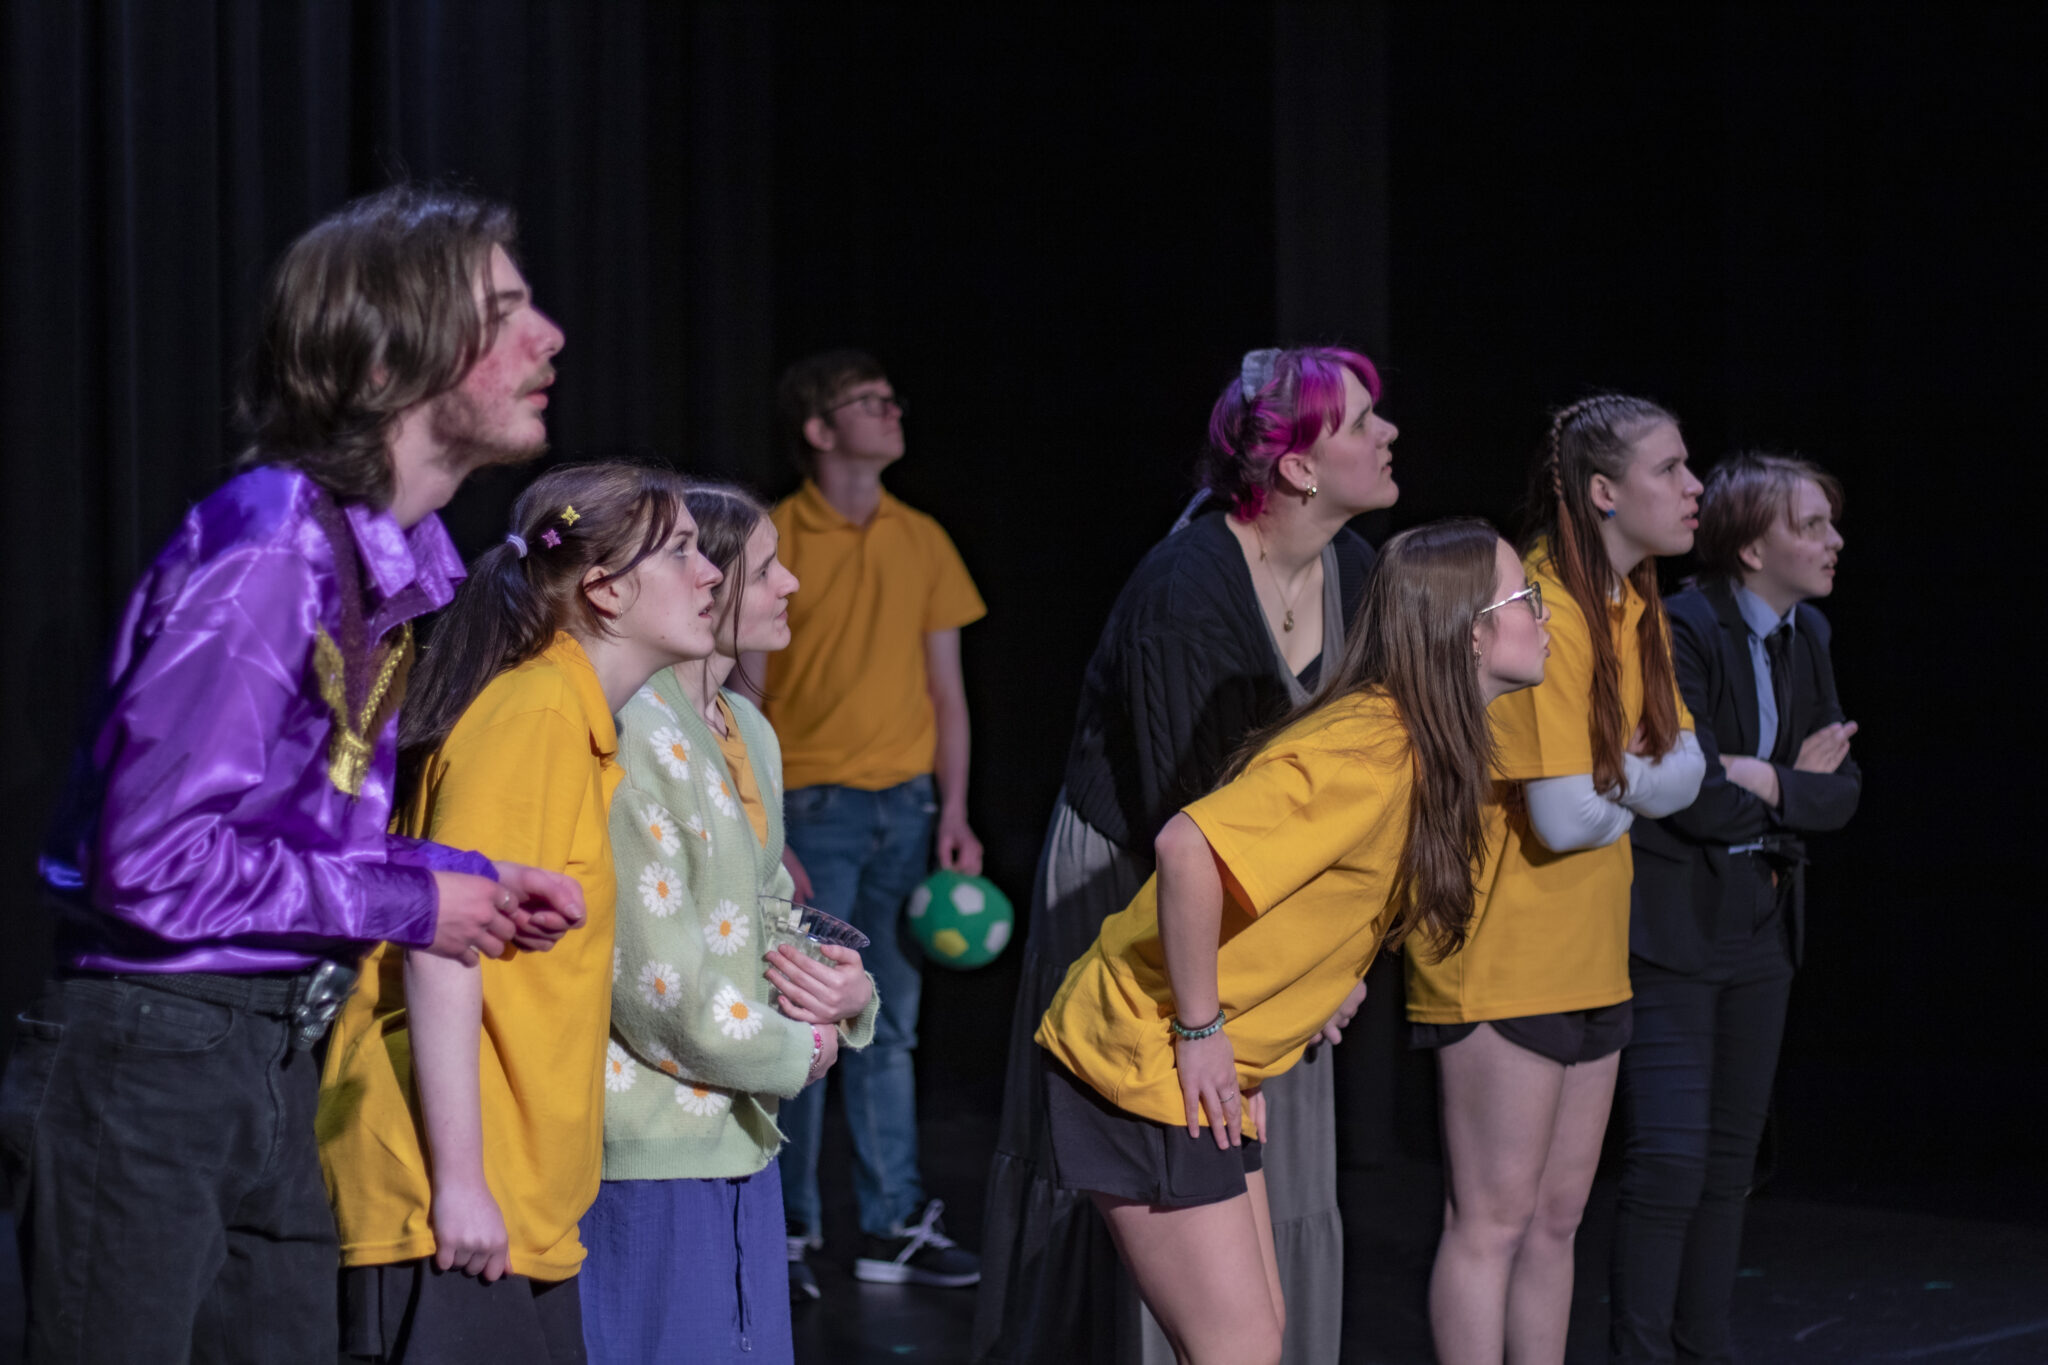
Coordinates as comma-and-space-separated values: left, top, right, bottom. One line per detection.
1036, 692, 1411, 1133
319, 633, 623, 1281
711, 694, 768, 846
764, 481, 986, 791
1406, 555, 1694, 1023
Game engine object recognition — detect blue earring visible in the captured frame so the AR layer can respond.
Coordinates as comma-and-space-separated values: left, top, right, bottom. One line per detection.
1602, 507, 1616, 519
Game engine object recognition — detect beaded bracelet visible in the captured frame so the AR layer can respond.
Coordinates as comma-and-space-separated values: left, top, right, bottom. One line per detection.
1169, 1008, 1226, 1041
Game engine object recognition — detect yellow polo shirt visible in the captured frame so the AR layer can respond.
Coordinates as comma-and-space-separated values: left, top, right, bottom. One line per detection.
319, 633, 623, 1281
1037, 692, 1411, 1134
1406, 555, 1694, 1023
764, 481, 985, 791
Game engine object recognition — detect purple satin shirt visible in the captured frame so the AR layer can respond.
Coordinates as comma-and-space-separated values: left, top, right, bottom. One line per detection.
40, 465, 494, 974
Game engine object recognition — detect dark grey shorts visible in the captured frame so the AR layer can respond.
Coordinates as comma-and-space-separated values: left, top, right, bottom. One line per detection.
1043, 1052, 1262, 1208
1410, 1000, 1635, 1066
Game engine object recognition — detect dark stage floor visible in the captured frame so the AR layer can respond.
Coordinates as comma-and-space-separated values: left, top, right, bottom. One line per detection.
4, 1097, 2044, 1363
788, 1092, 2048, 1365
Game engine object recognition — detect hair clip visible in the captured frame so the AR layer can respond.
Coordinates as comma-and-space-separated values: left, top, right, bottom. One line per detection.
1240, 348, 1282, 400
559, 505, 582, 525
541, 528, 562, 548
504, 533, 529, 558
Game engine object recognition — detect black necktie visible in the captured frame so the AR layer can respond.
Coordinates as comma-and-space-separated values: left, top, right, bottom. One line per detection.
1765, 625, 1795, 765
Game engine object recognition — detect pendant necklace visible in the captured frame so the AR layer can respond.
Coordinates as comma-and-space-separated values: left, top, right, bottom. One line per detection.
1252, 521, 1309, 633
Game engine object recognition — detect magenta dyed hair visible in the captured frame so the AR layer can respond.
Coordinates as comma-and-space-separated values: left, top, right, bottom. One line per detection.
1203, 347, 1383, 520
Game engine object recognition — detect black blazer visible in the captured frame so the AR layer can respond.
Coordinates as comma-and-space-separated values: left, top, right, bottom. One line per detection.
1629, 582, 1861, 972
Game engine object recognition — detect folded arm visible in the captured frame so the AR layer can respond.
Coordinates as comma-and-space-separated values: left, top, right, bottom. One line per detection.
1620, 729, 1706, 818
1524, 775, 1635, 852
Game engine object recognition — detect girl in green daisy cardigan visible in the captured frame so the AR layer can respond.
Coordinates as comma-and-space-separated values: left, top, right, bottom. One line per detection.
582, 483, 879, 1363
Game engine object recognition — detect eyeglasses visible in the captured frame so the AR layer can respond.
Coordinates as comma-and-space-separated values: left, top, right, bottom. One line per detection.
1478, 582, 1545, 620
826, 392, 906, 419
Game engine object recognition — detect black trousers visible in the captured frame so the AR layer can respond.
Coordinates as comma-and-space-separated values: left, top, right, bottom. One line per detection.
0, 974, 337, 1364
1610, 864, 1796, 1365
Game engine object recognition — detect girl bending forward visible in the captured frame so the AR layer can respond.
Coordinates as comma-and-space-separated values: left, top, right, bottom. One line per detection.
1036, 519, 1550, 1365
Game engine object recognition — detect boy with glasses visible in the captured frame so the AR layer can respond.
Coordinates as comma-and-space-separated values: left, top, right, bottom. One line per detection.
746, 348, 985, 1299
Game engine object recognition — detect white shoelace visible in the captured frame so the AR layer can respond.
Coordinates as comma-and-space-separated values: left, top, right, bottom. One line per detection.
890, 1199, 957, 1262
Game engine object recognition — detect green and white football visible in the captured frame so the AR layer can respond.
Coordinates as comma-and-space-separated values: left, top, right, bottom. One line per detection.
906, 871, 1014, 969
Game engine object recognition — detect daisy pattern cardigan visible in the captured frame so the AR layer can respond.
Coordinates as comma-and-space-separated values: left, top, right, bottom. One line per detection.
603, 670, 879, 1180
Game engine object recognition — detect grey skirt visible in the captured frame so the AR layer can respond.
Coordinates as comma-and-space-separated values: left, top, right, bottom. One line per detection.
970, 797, 1343, 1364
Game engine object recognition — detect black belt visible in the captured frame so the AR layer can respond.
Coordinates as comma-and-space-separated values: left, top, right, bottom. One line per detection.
82, 962, 360, 1050
105, 969, 306, 1015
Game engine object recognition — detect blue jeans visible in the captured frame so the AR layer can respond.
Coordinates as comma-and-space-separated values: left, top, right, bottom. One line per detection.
777, 775, 934, 1239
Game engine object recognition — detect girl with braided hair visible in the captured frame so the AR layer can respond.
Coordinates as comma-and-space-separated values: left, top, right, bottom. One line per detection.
1406, 396, 1707, 1365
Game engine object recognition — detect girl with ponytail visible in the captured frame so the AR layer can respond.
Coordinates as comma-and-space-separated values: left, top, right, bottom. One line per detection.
320, 462, 724, 1362
1034, 519, 1551, 1365
1406, 397, 1708, 1365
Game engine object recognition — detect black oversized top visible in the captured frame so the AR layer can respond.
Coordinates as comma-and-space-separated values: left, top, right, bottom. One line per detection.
1060, 506, 1377, 852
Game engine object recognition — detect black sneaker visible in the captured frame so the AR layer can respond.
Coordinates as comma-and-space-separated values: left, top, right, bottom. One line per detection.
852, 1199, 981, 1287
787, 1229, 821, 1303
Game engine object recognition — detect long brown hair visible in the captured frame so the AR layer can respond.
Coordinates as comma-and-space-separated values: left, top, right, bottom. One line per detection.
680, 481, 773, 696
1521, 394, 1683, 795
397, 462, 687, 807
1226, 518, 1503, 960
238, 184, 519, 506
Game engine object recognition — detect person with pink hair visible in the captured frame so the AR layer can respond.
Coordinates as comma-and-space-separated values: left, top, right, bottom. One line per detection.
975, 347, 1399, 1363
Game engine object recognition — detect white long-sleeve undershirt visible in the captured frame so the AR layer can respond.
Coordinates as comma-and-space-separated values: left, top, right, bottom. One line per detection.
1620, 729, 1705, 818
1524, 730, 1705, 852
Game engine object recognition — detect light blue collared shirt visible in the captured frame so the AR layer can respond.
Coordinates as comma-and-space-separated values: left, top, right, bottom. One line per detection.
1728, 586, 1798, 856
1734, 585, 1798, 761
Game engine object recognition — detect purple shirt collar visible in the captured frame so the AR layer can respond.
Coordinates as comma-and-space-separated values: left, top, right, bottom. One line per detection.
343, 498, 467, 640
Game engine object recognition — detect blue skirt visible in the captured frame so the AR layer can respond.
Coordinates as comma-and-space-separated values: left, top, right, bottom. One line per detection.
579, 1165, 793, 1363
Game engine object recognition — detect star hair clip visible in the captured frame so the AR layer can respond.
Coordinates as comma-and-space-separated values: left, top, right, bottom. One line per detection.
559, 505, 581, 525
540, 528, 562, 548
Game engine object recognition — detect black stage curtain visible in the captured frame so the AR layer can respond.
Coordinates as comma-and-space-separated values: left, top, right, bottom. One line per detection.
0, 4, 1387, 1084
0, 0, 787, 1051
6, 2, 2043, 1211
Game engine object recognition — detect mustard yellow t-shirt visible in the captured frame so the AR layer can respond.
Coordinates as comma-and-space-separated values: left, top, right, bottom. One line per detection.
1406, 555, 1694, 1023
711, 693, 768, 846
319, 633, 623, 1281
764, 481, 985, 791
1037, 692, 1411, 1133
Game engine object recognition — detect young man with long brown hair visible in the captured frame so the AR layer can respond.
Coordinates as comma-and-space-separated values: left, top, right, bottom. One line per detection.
1, 185, 585, 1364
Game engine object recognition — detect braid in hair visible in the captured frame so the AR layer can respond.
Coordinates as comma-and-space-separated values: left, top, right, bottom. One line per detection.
1521, 393, 1680, 794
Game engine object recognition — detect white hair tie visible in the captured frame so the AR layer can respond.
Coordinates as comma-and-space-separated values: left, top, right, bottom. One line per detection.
505, 533, 529, 558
